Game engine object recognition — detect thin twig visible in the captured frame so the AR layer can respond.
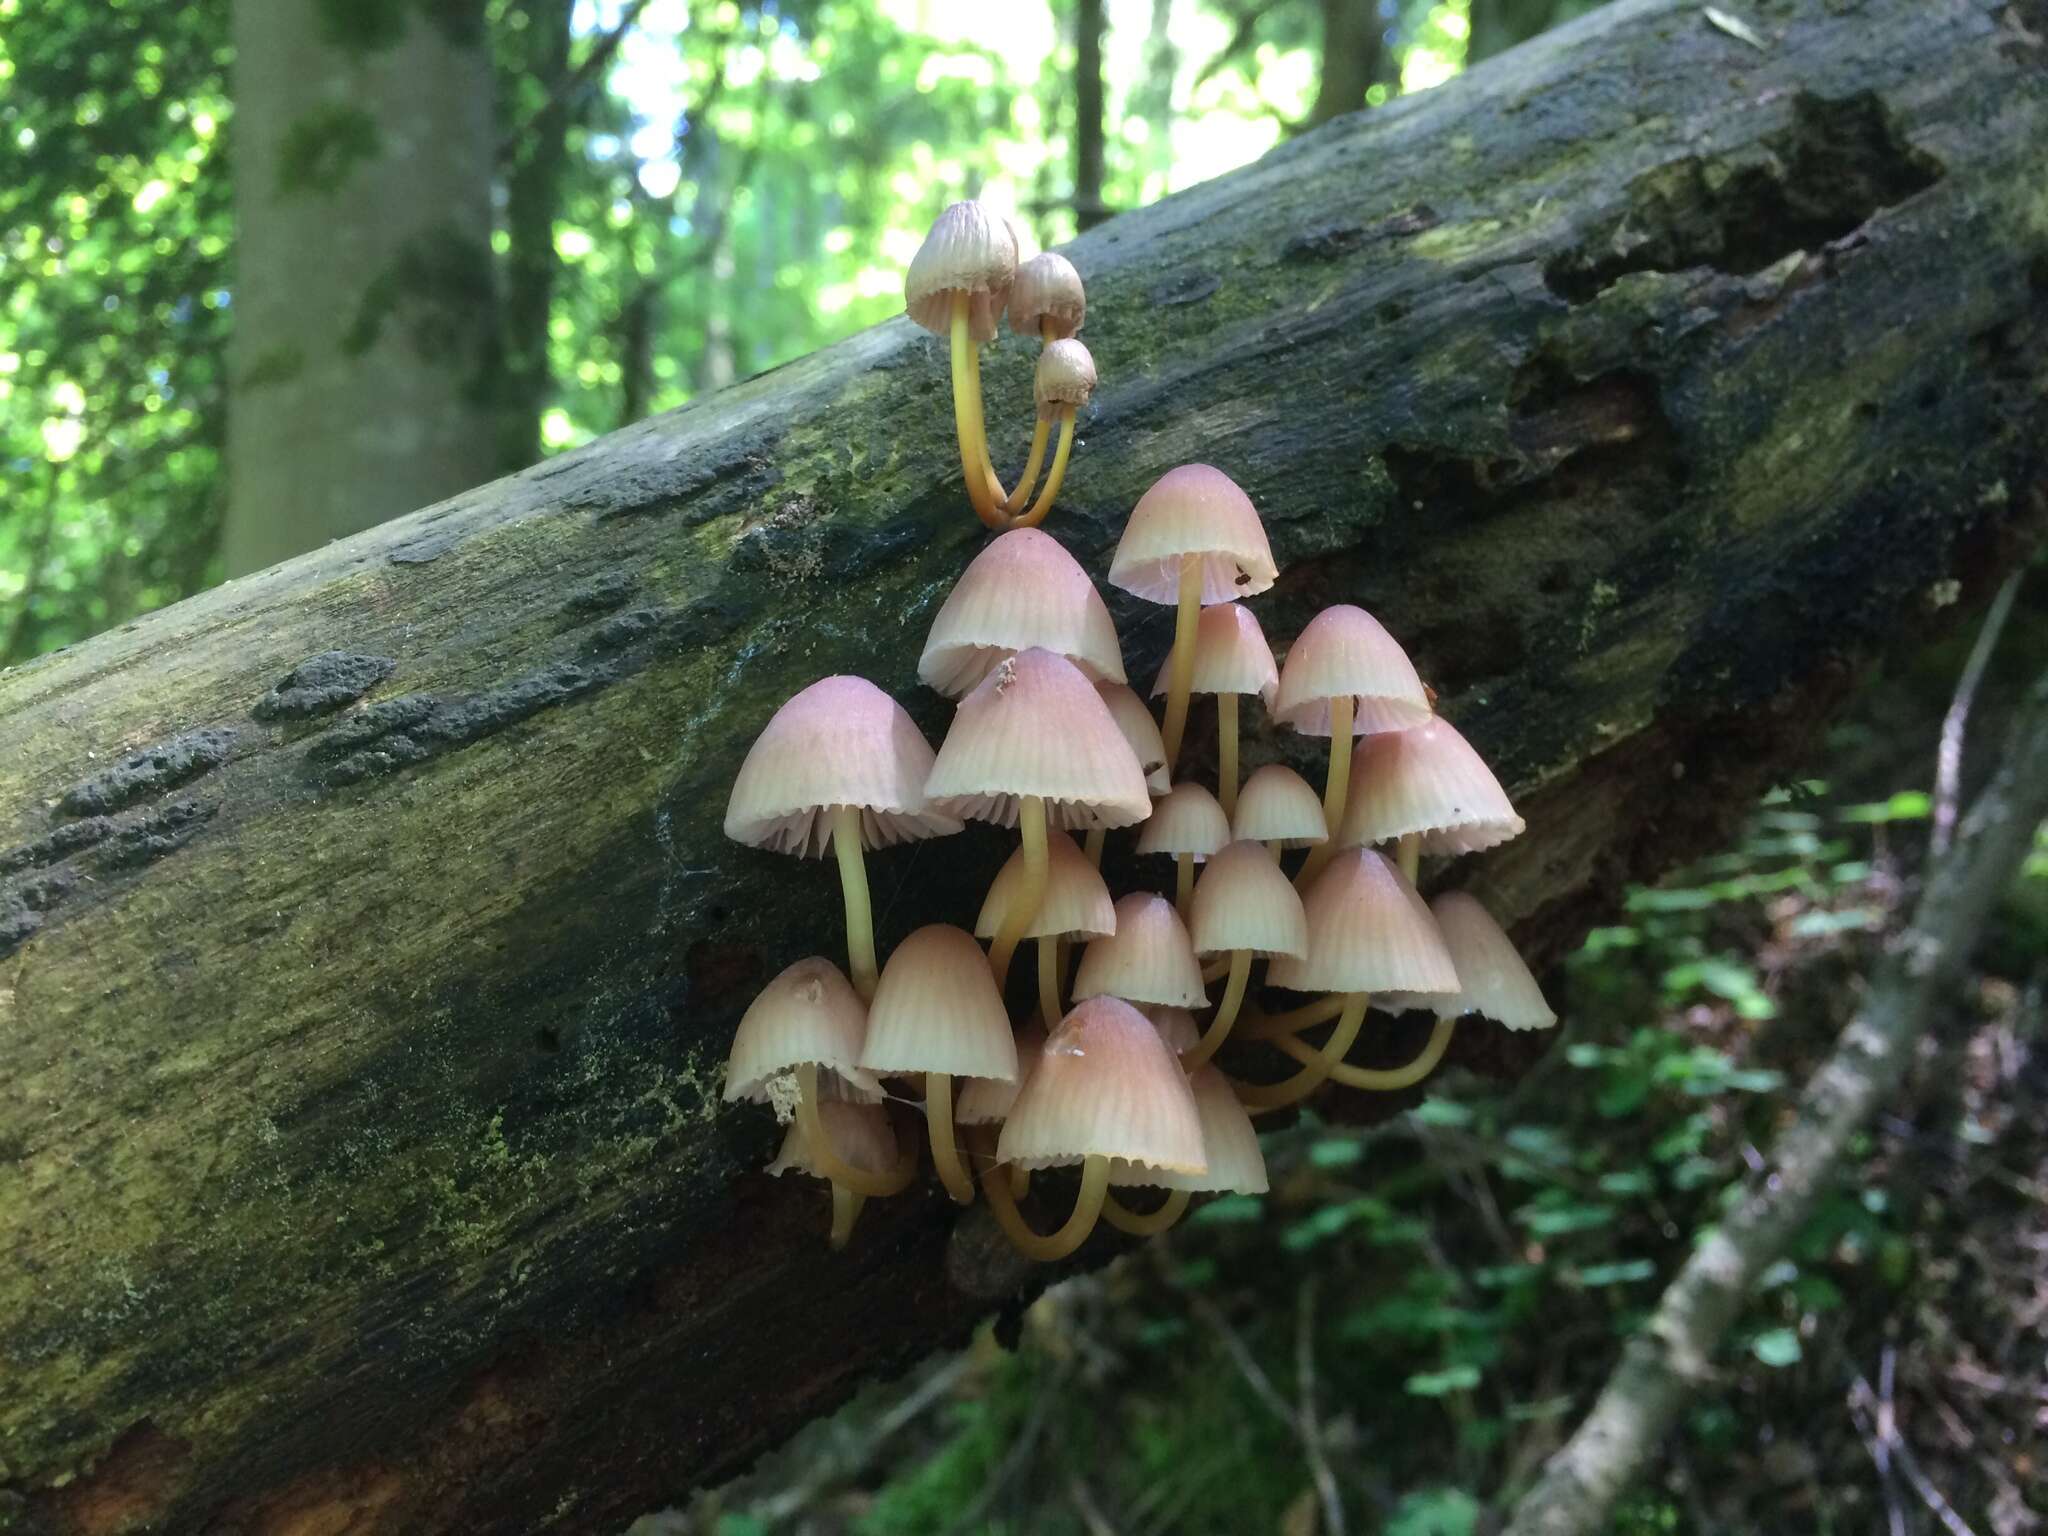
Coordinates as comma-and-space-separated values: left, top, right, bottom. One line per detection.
1934, 571, 2024, 856
1189, 1289, 1345, 1533
941, 1362, 1062, 1536
1852, 1371, 1981, 1536
498, 0, 655, 162
1296, 1277, 1347, 1536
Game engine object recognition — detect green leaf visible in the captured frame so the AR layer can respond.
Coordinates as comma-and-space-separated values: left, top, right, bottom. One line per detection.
1404, 1364, 1482, 1397
1386, 1488, 1480, 1536
1308, 1137, 1366, 1168
1840, 790, 1932, 823
1573, 1259, 1657, 1287
1750, 1328, 1803, 1367
1411, 1097, 1473, 1127
1190, 1193, 1264, 1225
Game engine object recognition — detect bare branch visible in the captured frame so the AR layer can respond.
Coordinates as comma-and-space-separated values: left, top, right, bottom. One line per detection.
1934, 571, 2025, 856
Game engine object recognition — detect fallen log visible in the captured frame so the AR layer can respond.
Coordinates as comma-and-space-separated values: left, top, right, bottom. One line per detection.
2, 0, 2044, 1529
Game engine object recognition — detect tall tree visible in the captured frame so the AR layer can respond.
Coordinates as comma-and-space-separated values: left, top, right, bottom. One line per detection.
223, 0, 503, 576
499, 0, 577, 470
1309, 0, 1388, 125
1075, 0, 1109, 228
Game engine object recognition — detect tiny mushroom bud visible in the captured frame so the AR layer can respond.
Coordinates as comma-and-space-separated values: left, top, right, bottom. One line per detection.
769, 1099, 904, 1248
1135, 781, 1231, 915
1008, 251, 1086, 341
1232, 763, 1329, 857
906, 201, 1020, 526
1006, 340, 1096, 525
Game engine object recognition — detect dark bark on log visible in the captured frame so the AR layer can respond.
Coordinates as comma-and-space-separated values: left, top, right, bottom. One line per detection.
2, 0, 2045, 1530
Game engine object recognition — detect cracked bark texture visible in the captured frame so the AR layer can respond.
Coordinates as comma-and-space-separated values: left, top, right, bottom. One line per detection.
2, 0, 2045, 1530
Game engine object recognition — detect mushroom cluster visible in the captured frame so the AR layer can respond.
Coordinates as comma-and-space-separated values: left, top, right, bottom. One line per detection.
717, 203, 1556, 1258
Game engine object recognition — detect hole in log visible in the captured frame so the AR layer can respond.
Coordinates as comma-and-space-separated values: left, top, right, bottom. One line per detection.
33, 1420, 192, 1536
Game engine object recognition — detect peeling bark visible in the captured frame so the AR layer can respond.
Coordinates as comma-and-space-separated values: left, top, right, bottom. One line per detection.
2, 0, 2046, 1531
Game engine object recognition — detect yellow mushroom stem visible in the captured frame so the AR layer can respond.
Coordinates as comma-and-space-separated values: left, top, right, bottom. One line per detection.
1202, 954, 1231, 983
1398, 831, 1421, 885
1239, 992, 1348, 1042
949, 293, 1007, 528
1271, 1013, 1457, 1090
1004, 416, 1052, 513
1007, 406, 1076, 529
926, 1071, 976, 1205
1294, 694, 1354, 888
1183, 949, 1251, 1069
988, 794, 1049, 988
1083, 826, 1107, 867
1102, 1187, 1191, 1236
830, 805, 878, 1002
1218, 693, 1239, 818
1037, 935, 1064, 1034
1010, 1163, 1031, 1199
796, 1063, 918, 1198
1160, 554, 1203, 770
1228, 992, 1368, 1114
1175, 852, 1196, 915
828, 1185, 865, 1249
981, 1147, 1112, 1262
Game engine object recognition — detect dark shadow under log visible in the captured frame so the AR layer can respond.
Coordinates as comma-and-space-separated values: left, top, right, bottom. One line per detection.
2, 0, 2046, 1530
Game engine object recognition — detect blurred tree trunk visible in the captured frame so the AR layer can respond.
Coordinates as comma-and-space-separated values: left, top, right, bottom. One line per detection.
1075, 0, 1109, 228
1469, 0, 1561, 63
1310, 0, 1390, 127
223, 0, 502, 577
500, 0, 577, 469
4, 0, 2044, 1530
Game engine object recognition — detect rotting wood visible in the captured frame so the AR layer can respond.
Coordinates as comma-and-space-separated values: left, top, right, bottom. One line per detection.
3, 0, 2047, 1529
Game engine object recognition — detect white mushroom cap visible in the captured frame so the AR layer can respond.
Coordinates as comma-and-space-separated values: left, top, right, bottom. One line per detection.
996, 996, 1206, 1173
858, 924, 1018, 1081
1108, 464, 1278, 606
768, 1100, 899, 1179
918, 528, 1125, 699
925, 648, 1152, 831
904, 201, 1017, 343
1147, 602, 1278, 706
1188, 840, 1308, 959
1381, 892, 1555, 1029
1073, 892, 1208, 1009
724, 956, 882, 1103
1338, 719, 1524, 856
1008, 251, 1086, 339
725, 676, 962, 857
1096, 681, 1171, 796
1272, 605, 1432, 737
975, 829, 1116, 942
1115, 1066, 1268, 1194
1135, 782, 1231, 860
1232, 764, 1328, 848
1268, 850, 1459, 997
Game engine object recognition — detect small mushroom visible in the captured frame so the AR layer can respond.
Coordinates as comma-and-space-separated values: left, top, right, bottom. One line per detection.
1007, 339, 1096, 527
1146, 602, 1278, 817
918, 527, 1125, 699
1183, 840, 1307, 1068
1337, 718, 1524, 885
1073, 891, 1209, 1013
1135, 781, 1231, 916
975, 829, 1116, 1041
1107, 465, 1278, 774
905, 201, 1019, 527
1107, 1056, 1268, 1235
768, 1099, 904, 1248
1231, 763, 1329, 860
724, 676, 961, 1000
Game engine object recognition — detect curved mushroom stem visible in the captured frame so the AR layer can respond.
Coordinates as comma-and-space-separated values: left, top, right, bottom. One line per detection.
1397, 831, 1421, 885
982, 1150, 1111, 1261
1159, 554, 1203, 771
1004, 416, 1053, 513
1228, 992, 1368, 1114
1083, 826, 1107, 867
1202, 955, 1231, 982
1175, 852, 1195, 915
830, 806, 878, 1002
1218, 693, 1239, 818
796, 1064, 917, 1197
1008, 406, 1075, 529
1183, 949, 1251, 1069
1294, 695, 1354, 888
926, 1071, 976, 1205
1010, 1163, 1030, 1199
988, 794, 1048, 988
950, 293, 1007, 528
1239, 992, 1347, 1042
1272, 1012, 1456, 1090
828, 1185, 865, 1249
1102, 1188, 1191, 1236
1037, 935, 1064, 1034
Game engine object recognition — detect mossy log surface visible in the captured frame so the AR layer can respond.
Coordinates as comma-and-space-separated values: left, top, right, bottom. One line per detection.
3, 0, 2045, 1529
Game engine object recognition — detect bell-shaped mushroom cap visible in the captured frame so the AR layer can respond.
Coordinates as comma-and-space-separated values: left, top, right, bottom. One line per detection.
925, 648, 1152, 831
1117, 1066, 1269, 1194
1272, 605, 1432, 737
1008, 251, 1086, 338
768, 1100, 899, 1179
975, 829, 1115, 941
957, 1020, 1047, 1125
1337, 719, 1525, 856
1189, 840, 1308, 959
1382, 892, 1556, 1029
1148, 601, 1278, 706
1108, 464, 1278, 606
1268, 849, 1460, 997
996, 996, 1206, 1173
1034, 338, 1097, 417
904, 201, 1017, 343
1135, 782, 1231, 860
858, 924, 1018, 1081
1073, 891, 1208, 1009
724, 956, 882, 1103
725, 676, 963, 856
1232, 764, 1329, 848
919, 528, 1125, 699
1097, 681, 1171, 796
1139, 1003, 1200, 1055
